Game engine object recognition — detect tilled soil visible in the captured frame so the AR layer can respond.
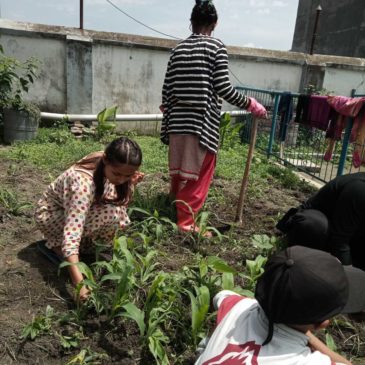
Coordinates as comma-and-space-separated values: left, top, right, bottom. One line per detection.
0, 157, 364, 364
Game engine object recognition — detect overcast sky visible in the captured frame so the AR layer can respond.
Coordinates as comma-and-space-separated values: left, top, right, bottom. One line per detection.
1, 0, 299, 51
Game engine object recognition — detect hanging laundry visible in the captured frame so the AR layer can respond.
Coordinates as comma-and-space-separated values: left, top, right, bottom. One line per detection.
307, 95, 333, 131
294, 94, 310, 125
295, 94, 333, 131
327, 96, 365, 167
323, 114, 345, 162
326, 114, 346, 141
294, 94, 342, 162
278, 92, 293, 142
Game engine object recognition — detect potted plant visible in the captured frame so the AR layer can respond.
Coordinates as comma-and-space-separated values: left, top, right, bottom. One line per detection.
0, 45, 40, 144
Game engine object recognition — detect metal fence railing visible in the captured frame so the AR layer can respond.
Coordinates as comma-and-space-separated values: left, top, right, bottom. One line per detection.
235, 86, 365, 184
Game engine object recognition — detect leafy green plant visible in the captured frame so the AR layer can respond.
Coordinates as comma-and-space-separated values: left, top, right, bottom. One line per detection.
251, 234, 285, 256
177, 256, 242, 348
186, 285, 210, 345
65, 348, 109, 365
241, 255, 267, 294
220, 112, 246, 150
325, 331, 337, 352
21, 305, 55, 340
132, 188, 174, 219
6, 163, 20, 177
329, 316, 361, 357
304, 83, 333, 96
0, 187, 32, 216
63, 235, 162, 321
35, 120, 73, 145
95, 105, 117, 140
128, 206, 177, 243
147, 327, 170, 365
219, 112, 231, 148
172, 201, 222, 246
56, 330, 84, 350
182, 256, 237, 296
195, 211, 223, 242
0, 45, 40, 120
267, 165, 301, 189
59, 261, 100, 314
118, 272, 174, 365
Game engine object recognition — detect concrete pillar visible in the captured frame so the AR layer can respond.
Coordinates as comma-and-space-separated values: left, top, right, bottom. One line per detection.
66, 35, 93, 113
299, 63, 325, 93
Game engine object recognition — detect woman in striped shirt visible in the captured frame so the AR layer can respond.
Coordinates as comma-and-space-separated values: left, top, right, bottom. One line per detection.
160, 0, 267, 235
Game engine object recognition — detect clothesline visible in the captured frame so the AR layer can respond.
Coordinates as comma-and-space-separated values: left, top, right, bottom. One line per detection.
278, 93, 365, 167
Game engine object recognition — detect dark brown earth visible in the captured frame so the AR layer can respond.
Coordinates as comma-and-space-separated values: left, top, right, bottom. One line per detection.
0, 156, 364, 364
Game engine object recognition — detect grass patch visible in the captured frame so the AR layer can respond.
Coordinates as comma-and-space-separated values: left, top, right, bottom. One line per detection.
0, 129, 169, 175
0, 127, 313, 197
0, 187, 32, 216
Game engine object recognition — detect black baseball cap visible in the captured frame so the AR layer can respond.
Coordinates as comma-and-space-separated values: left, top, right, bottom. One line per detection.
255, 246, 365, 343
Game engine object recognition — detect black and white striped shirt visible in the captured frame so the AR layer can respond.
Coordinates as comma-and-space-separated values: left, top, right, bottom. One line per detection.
161, 34, 250, 153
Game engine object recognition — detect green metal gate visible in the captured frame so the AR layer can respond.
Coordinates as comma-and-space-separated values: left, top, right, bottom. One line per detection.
235, 86, 363, 183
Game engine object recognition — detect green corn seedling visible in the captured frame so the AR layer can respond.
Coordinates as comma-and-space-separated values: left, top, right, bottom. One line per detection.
119, 302, 146, 336
118, 272, 173, 364
21, 305, 55, 340
183, 256, 237, 297
186, 285, 210, 346
241, 255, 267, 294
134, 250, 159, 285
128, 206, 177, 242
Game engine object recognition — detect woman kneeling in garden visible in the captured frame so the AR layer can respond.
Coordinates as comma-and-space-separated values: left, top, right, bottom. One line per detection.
35, 136, 143, 300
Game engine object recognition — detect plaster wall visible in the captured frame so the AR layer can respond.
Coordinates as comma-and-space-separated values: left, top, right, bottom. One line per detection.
92, 43, 169, 114
0, 32, 66, 112
1, 19, 364, 123
323, 66, 365, 96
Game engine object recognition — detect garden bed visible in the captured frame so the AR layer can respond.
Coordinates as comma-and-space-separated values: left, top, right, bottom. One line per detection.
0, 131, 364, 364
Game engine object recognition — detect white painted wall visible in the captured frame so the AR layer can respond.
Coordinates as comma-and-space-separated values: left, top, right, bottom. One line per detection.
229, 59, 302, 92
323, 66, 365, 96
1, 19, 364, 121
1, 33, 66, 112
92, 43, 169, 114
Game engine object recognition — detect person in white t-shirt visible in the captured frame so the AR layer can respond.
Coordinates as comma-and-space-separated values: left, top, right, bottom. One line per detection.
196, 246, 365, 365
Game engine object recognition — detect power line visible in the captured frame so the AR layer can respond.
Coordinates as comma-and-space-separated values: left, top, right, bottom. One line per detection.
105, 0, 246, 86
228, 67, 246, 86
106, 0, 181, 40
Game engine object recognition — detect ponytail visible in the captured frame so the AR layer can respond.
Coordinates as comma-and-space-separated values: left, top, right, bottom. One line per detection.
191, 0, 218, 29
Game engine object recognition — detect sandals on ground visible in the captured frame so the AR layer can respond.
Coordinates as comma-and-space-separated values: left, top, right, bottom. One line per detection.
36, 240, 63, 266
178, 225, 213, 238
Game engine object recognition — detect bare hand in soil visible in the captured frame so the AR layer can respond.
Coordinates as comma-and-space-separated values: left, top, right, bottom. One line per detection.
76, 286, 90, 303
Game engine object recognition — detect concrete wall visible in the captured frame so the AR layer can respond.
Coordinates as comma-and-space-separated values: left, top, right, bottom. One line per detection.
292, 0, 365, 58
1, 19, 365, 120
92, 42, 169, 114
1, 30, 66, 112
228, 58, 302, 92
323, 65, 365, 96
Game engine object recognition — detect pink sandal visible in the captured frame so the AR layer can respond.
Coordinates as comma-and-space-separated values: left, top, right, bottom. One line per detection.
178, 225, 213, 238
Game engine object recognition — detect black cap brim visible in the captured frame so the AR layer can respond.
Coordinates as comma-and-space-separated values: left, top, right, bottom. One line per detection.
342, 265, 365, 314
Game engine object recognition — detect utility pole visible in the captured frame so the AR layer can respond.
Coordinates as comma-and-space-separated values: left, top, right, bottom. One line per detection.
309, 5, 322, 55
80, 0, 84, 29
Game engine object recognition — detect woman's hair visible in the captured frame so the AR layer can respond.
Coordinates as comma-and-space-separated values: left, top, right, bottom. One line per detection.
75, 136, 142, 205
190, 0, 218, 31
